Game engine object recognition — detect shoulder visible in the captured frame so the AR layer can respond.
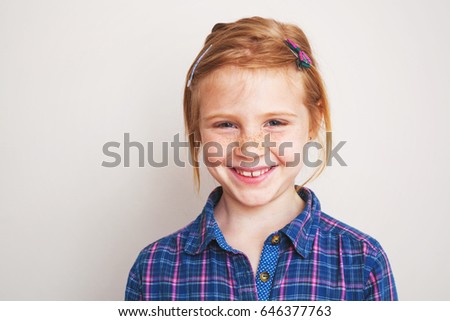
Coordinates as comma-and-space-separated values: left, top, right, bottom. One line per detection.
317, 211, 384, 255
315, 211, 397, 300
125, 216, 202, 300
135, 215, 201, 262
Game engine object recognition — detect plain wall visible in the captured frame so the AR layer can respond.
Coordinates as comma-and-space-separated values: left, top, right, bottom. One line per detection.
1, 0, 449, 300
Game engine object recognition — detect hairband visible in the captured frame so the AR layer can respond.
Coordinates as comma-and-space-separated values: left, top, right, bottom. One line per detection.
284, 38, 312, 69
187, 44, 213, 88
187, 39, 311, 88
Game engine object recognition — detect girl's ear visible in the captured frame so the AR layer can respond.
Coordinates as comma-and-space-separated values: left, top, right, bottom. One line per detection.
308, 127, 317, 141
309, 99, 324, 140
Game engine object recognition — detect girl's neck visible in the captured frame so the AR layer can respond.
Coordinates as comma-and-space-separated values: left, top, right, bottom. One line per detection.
214, 186, 305, 236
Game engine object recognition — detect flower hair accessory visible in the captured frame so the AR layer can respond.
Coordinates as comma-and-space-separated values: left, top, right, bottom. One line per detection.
284, 38, 312, 69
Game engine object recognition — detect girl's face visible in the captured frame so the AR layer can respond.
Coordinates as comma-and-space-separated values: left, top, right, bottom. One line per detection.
198, 66, 311, 208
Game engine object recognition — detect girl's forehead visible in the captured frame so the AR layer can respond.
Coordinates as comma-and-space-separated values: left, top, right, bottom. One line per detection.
200, 66, 302, 90
197, 66, 305, 108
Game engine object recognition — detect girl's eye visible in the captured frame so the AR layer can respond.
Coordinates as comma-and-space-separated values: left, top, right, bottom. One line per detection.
216, 122, 236, 128
266, 119, 285, 127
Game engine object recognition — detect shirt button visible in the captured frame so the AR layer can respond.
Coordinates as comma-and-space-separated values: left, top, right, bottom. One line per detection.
271, 234, 280, 245
259, 272, 270, 282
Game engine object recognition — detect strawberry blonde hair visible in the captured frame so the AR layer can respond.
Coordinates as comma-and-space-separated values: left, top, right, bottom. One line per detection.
183, 16, 332, 191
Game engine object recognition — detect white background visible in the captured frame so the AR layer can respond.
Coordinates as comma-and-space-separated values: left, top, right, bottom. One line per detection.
1, 0, 449, 300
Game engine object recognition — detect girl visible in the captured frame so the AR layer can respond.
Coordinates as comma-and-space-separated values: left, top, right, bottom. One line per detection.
125, 16, 397, 301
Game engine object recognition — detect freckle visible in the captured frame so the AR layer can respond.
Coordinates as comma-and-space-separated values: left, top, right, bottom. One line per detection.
238, 132, 268, 151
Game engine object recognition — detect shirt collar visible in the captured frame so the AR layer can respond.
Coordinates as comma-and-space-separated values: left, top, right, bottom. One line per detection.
280, 186, 321, 258
183, 186, 321, 258
183, 186, 224, 255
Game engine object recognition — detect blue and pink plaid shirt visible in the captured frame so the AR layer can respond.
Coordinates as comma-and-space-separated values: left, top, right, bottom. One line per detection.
125, 186, 398, 300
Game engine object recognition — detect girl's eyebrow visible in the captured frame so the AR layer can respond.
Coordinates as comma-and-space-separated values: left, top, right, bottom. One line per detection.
203, 111, 298, 121
202, 113, 236, 121
263, 111, 299, 118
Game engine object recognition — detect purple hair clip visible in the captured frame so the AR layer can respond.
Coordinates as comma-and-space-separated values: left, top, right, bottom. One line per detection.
284, 38, 312, 69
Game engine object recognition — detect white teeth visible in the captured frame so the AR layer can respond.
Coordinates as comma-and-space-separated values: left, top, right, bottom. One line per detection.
253, 170, 261, 177
235, 167, 271, 178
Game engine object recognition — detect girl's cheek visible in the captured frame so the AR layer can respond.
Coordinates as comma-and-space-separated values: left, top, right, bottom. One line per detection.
271, 132, 308, 164
201, 134, 237, 166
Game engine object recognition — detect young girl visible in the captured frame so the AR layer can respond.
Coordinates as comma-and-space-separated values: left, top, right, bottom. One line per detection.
125, 16, 398, 301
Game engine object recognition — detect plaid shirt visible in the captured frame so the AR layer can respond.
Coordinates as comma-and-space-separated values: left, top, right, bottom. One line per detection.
125, 186, 398, 301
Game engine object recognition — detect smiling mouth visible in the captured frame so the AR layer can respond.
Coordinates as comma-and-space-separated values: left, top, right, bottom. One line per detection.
232, 166, 277, 178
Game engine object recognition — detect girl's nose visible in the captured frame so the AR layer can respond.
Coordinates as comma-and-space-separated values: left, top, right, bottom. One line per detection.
234, 131, 267, 159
